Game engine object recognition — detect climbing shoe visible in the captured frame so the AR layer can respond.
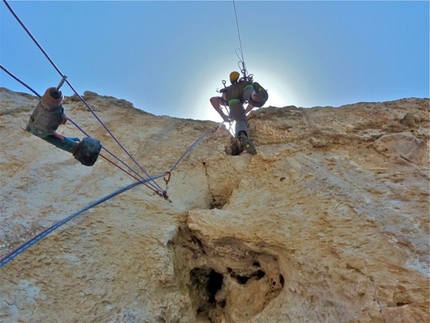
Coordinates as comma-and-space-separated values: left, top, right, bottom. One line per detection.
239, 132, 257, 155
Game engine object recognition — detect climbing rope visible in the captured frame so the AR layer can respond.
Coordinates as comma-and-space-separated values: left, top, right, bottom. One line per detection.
1, 65, 164, 195
0, 65, 229, 266
0, 174, 165, 268
0, 0, 232, 267
0, 65, 40, 97
232, 0, 249, 79
2, 0, 164, 195
168, 122, 224, 173
0, 70, 229, 267
66, 116, 162, 194
232, 0, 245, 64
0, 120, 227, 267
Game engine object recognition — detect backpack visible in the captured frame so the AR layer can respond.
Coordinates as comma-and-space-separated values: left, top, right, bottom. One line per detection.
249, 82, 268, 107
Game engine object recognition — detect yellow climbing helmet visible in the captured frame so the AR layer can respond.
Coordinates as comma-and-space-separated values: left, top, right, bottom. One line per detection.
229, 71, 240, 84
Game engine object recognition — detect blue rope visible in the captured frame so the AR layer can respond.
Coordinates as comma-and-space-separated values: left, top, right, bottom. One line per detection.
1, 63, 226, 193
2, 0, 164, 194
0, 175, 164, 268
0, 121, 226, 267
1, 0, 230, 267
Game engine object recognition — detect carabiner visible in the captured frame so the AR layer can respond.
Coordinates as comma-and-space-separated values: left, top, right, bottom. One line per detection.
163, 171, 171, 184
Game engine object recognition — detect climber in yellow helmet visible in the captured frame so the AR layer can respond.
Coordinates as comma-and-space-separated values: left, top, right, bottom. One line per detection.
210, 71, 268, 155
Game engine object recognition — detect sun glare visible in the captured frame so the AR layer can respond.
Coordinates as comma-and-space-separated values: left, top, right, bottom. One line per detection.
192, 62, 295, 121
249, 69, 294, 108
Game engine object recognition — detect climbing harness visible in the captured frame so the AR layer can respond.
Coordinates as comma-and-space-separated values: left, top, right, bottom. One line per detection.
216, 0, 270, 115
215, 0, 255, 93
209, 0, 270, 155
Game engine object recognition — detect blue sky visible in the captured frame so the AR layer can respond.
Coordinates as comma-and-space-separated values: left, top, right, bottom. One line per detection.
1, 1, 429, 121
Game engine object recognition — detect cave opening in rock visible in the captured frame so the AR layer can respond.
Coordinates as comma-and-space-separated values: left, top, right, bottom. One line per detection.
172, 229, 286, 322
207, 270, 223, 303
189, 267, 224, 316
231, 269, 266, 285
209, 197, 228, 209
225, 138, 243, 156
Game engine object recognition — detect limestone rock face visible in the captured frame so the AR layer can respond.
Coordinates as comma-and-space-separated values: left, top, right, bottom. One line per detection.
0, 87, 428, 323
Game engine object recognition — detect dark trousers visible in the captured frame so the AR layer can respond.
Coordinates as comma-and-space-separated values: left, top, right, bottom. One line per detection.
230, 101, 248, 137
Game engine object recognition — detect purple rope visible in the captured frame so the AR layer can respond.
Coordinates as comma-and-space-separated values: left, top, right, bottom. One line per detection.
2, 61, 225, 197
3, 0, 230, 200
1, 63, 162, 191
63, 84, 163, 192
2, 0, 163, 194
66, 118, 161, 191
169, 122, 224, 173
0, 65, 41, 98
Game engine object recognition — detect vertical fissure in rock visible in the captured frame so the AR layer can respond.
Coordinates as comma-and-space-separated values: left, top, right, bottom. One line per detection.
201, 161, 232, 210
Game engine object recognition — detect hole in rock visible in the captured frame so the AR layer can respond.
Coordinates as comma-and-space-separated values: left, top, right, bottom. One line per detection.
190, 267, 224, 306
231, 269, 266, 285
218, 299, 226, 308
170, 227, 285, 323
396, 302, 409, 307
209, 197, 227, 210
257, 270, 266, 279
225, 137, 243, 156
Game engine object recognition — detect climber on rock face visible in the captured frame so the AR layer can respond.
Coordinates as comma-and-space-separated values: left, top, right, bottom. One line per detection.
26, 86, 102, 166
210, 71, 268, 155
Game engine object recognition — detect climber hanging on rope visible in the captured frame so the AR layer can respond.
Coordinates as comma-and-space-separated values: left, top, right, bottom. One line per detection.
210, 71, 268, 155
210, 0, 269, 154
25, 80, 102, 166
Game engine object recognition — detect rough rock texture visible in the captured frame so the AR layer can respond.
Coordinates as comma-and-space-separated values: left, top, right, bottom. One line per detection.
0, 87, 429, 323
